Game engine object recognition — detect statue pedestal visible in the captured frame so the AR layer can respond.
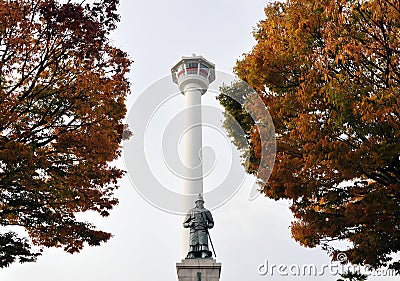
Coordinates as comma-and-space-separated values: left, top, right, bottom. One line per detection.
176, 258, 221, 281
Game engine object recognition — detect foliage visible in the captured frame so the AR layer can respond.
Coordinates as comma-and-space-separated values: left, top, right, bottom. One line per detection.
217, 81, 261, 174
219, 0, 400, 272
0, 0, 131, 266
337, 270, 368, 281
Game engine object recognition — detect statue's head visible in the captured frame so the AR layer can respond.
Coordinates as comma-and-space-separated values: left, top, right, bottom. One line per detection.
195, 193, 204, 208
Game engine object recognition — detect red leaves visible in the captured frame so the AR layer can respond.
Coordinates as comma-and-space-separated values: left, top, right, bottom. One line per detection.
29, 222, 113, 254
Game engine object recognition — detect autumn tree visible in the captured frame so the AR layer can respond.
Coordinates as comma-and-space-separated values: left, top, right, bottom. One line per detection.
218, 0, 400, 272
0, 0, 131, 267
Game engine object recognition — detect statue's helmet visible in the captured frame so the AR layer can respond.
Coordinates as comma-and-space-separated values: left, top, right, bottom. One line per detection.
195, 193, 204, 203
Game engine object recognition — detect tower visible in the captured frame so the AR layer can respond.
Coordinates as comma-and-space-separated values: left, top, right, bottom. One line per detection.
171, 54, 215, 211
171, 55, 221, 281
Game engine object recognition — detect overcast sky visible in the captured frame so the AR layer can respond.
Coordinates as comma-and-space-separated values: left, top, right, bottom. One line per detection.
0, 1, 398, 281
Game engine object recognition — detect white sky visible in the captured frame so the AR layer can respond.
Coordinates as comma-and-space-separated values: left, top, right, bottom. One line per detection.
0, 1, 397, 281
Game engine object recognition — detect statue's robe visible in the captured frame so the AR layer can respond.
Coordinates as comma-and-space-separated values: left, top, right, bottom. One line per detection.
183, 206, 214, 258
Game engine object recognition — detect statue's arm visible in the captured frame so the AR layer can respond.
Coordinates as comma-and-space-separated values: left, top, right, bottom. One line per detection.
183, 211, 192, 228
206, 211, 214, 229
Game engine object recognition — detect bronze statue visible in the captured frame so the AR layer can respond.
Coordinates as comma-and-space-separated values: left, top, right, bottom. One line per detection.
183, 194, 214, 258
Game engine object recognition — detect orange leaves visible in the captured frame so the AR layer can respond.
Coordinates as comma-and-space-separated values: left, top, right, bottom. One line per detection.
0, 0, 130, 267
291, 220, 320, 247
219, 0, 400, 272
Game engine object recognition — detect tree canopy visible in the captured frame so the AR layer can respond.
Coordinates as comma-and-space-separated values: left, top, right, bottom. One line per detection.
0, 0, 131, 267
219, 0, 400, 272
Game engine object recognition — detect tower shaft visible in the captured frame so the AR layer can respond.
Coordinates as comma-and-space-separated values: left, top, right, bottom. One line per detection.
183, 84, 204, 211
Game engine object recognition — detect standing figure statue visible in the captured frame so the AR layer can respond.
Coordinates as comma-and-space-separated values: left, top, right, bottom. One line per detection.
183, 194, 214, 259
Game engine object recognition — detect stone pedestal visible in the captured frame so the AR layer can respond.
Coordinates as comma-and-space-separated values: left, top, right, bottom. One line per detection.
176, 259, 221, 281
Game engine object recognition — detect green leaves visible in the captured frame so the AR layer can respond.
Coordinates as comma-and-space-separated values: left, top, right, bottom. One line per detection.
337, 270, 368, 281
0, 232, 41, 267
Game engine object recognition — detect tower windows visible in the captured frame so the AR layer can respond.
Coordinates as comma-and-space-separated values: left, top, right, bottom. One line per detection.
186, 62, 199, 75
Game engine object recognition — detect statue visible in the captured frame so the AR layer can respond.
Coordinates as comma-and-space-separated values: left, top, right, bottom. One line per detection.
183, 194, 214, 259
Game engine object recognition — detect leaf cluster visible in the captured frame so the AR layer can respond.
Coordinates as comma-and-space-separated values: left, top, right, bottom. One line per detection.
337, 270, 368, 281
0, 0, 131, 266
219, 0, 400, 272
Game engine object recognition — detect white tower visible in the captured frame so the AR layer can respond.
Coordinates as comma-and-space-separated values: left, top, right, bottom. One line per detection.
172, 55, 221, 281
171, 54, 215, 211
